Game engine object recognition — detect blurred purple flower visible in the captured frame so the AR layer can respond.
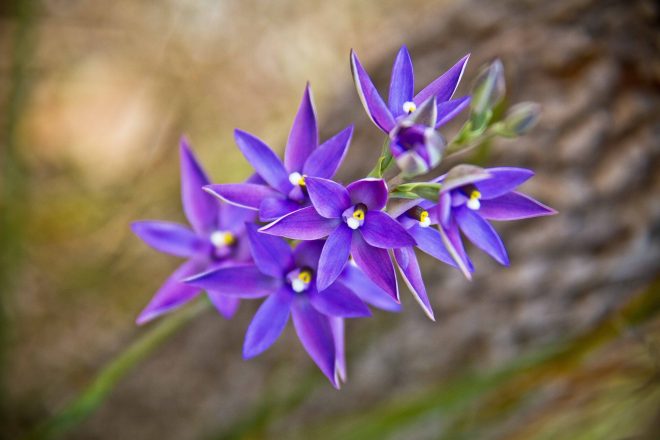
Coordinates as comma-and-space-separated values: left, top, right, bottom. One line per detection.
351, 46, 470, 174
204, 84, 353, 221
185, 226, 397, 387
260, 177, 415, 301
131, 139, 256, 324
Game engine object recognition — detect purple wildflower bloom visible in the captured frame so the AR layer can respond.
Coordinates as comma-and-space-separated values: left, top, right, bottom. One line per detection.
131, 138, 255, 324
185, 225, 387, 388
260, 177, 416, 301
203, 84, 353, 221
351, 46, 470, 175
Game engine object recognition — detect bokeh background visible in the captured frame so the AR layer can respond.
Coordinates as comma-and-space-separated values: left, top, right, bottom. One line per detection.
1, 0, 659, 439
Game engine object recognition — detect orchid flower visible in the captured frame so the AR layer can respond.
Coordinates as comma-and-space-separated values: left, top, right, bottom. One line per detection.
260, 177, 415, 301
131, 139, 255, 324
204, 84, 353, 221
351, 46, 470, 175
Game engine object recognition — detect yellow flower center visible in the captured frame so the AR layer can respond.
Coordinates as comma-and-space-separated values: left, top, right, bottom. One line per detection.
352, 209, 365, 221
298, 270, 312, 284
403, 101, 417, 114
467, 190, 482, 210
210, 231, 235, 247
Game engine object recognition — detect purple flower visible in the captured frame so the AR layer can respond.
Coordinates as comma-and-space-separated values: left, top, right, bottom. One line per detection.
184, 225, 397, 388
131, 138, 256, 324
260, 177, 415, 301
204, 84, 353, 221
351, 46, 470, 175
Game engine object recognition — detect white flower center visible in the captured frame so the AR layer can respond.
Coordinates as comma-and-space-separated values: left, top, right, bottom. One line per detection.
291, 278, 306, 293
288, 172, 306, 187
346, 217, 361, 230
402, 101, 417, 114
467, 190, 482, 211
210, 230, 234, 247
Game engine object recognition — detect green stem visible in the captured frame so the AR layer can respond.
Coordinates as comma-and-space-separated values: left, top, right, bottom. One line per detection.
26, 299, 210, 440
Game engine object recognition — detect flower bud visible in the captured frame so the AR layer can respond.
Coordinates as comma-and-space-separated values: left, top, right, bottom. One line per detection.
501, 102, 541, 136
470, 59, 506, 118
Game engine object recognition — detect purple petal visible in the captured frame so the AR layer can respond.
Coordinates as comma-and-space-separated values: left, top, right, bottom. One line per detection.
219, 201, 257, 233
436, 96, 471, 127
476, 168, 534, 199
438, 218, 474, 279
347, 178, 388, 211
351, 232, 399, 301
394, 247, 434, 320
361, 211, 416, 249
478, 192, 557, 220
136, 259, 203, 325
258, 197, 303, 222
285, 84, 319, 172
234, 129, 292, 194
438, 164, 492, 194
350, 49, 396, 133
245, 223, 294, 278
291, 296, 338, 388
260, 206, 340, 240
243, 288, 293, 358
329, 317, 346, 383
204, 183, 281, 211
305, 177, 351, 218
337, 263, 401, 312
294, 240, 325, 271
179, 138, 217, 234
131, 221, 207, 258
317, 224, 352, 291
309, 282, 371, 318
407, 224, 456, 267
184, 264, 280, 297
206, 292, 240, 319
455, 206, 509, 265
388, 45, 415, 117
414, 54, 469, 105
303, 125, 353, 179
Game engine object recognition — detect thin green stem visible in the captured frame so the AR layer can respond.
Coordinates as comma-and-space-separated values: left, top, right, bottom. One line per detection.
26, 299, 211, 440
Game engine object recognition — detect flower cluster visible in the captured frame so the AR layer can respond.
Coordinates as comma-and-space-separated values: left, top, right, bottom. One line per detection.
132, 46, 555, 388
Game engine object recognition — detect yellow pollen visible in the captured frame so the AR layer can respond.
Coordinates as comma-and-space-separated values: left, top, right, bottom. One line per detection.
222, 232, 235, 246
470, 190, 481, 201
420, 211, 429, 222
352, 210, 365, 220
298, 271, 311, 284
298, 176, 306, 187
403, 101, 417, 114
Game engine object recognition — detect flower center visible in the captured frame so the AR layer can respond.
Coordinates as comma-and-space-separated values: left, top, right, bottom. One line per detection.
210, 230, 235, 247
467, 190, 482, 210
407, 206, 431, 227
288, 172, 306, 187
343, 203, 367, 230
402, 101, 417, 114
287, 267, 313, 293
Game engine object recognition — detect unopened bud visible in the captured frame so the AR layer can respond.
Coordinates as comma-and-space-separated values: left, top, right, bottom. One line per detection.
502, 102, 541, 136
470, 59, 505, 117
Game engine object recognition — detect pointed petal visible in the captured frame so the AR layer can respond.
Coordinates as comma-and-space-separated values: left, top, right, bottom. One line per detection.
243, 288, 293, 358
285, 84, 319, 172
408, 224, 456, 267
347, 178, 388, 211
303, 125, 353, 179
131, 221, 208, 258
234, 129, 292, 194
478, 191, 557, 220
329, 317, 346, 383
260, 206, 340, 240
291, 296, 338, 388
388, 45, 415, 117
184, 264, 280, 297
206, 292, 240, 319
204, 183, 281, 211
414, 54, 469, 105
361, 211, 416, 248
476, 167, 535, 199
305, 177, 351, 218
394, 247, 434, 320
350, 49, 396, 132
136, 260, 203, 325
179, 138, 217, 234
309, 283, 371, 318
438, 219, 474, 279
294, 240, 325, 271
219, 201, 257, 233
455, 206, 509, 265
351, 233, 398, 301
245, 223, 294, 278
317, 224, 352, 290
258, 197, 302, 222
338, 263, 401, 312
435, 96, 471, 127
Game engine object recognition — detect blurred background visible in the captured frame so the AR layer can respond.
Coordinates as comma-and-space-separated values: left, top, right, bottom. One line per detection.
1, 0, 659, 438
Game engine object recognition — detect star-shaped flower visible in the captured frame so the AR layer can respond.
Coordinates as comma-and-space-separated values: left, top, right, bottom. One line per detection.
131, 138, 255, 324
204, 84, 353, 221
